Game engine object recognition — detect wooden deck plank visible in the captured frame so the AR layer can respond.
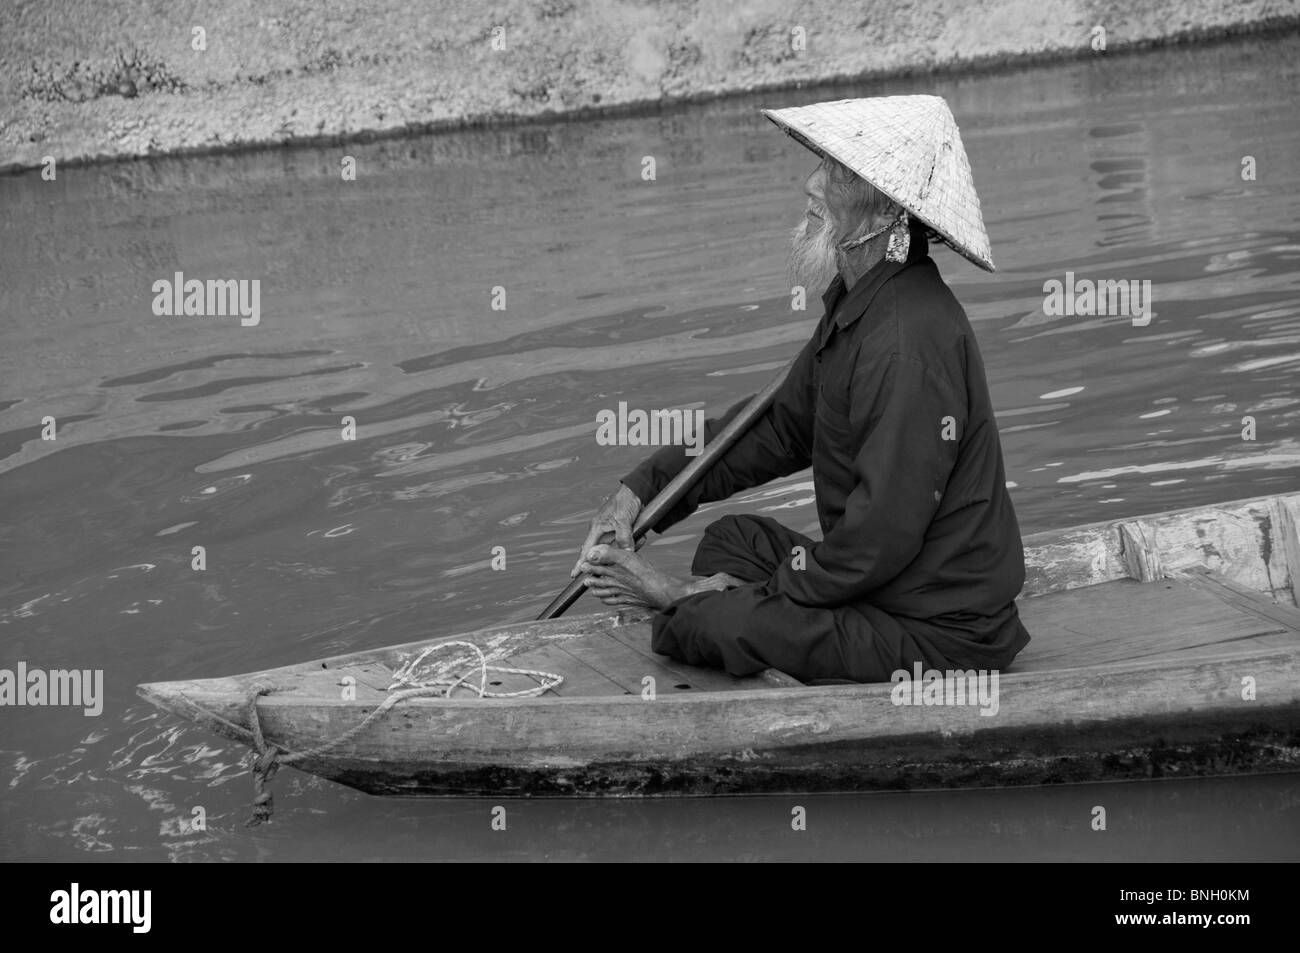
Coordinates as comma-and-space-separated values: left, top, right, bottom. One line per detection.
550, 631, 708, 696
1179, 566, 1300, 635
505, 642, 632, 698
1015, 576, 1288, 672
342, 661, 400, 693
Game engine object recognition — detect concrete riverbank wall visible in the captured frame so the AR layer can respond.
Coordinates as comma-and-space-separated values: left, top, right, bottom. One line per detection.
3, 0, 1298, 172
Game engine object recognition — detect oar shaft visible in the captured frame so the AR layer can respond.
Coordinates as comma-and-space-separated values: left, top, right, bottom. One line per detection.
538, 359, 794, 621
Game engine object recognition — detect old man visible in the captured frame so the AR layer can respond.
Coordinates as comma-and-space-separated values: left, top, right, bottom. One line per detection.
572, 95, 1031, 684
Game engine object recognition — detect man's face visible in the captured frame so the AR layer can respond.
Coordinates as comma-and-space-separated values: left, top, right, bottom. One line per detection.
788, 156, 898, 293
803, 156, 854, 229
789, 157, 864, 293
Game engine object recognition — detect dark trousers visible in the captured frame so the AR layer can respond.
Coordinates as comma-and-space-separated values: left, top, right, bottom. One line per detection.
650, 513, 926, 684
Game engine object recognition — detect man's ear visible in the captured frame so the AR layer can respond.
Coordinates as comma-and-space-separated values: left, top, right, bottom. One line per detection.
878, 202, 907, 231
865, 206, 894, 234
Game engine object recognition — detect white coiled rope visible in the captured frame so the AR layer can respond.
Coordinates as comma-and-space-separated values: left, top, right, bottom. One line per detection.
388, 640, 563, 698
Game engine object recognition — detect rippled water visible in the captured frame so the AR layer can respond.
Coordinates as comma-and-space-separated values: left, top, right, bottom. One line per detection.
1, 35, 1299, 861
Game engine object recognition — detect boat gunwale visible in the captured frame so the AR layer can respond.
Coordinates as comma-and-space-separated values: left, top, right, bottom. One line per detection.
139, 642, 1300, 713
1018, 489, 1297, 550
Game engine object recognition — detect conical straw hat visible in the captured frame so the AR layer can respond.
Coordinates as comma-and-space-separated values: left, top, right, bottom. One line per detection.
762, 95, 995, 272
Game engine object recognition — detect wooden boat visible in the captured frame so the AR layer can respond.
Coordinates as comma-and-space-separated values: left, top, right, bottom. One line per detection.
138, 492, 1300, 797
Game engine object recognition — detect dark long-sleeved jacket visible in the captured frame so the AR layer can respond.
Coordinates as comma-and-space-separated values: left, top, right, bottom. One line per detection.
620, 226, 1030, 671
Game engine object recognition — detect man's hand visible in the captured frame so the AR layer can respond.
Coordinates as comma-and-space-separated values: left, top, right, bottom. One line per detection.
571, 484, 643, 578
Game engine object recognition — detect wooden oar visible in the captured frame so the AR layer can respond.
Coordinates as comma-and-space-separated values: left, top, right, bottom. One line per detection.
537, 358, 796, 621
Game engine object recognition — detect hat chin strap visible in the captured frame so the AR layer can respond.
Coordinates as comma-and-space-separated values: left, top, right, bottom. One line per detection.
838, 208, 912, 266
839, 206, 907, 251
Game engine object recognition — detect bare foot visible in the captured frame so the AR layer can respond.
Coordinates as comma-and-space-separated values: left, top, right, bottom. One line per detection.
683, 572, 748, 595
578, 548, 748, 611
577, 545, 690, 611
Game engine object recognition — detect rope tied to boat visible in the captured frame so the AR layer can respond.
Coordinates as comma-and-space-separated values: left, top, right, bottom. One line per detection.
239, 641, 562, 825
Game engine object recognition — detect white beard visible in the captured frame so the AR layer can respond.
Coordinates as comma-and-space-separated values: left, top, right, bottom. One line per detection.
788, 215, 842, 296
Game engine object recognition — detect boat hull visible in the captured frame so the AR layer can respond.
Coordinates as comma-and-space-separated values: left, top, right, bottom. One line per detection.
137, 492, 1300, 797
